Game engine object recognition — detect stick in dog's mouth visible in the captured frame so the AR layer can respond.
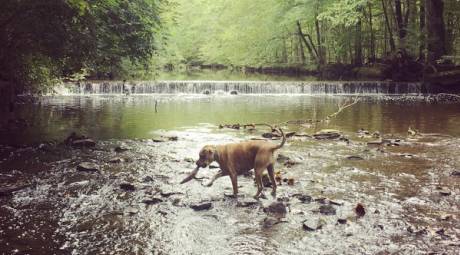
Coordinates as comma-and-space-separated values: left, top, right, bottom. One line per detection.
180, 166, 200, 184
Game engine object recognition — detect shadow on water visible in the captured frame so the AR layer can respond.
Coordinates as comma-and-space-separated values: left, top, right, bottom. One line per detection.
0, 94, 459, 254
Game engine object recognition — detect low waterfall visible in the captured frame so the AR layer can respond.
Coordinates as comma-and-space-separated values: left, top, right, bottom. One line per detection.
58, 80, 423, 95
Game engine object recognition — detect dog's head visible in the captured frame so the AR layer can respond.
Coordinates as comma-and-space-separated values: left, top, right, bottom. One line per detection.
196, 145, 216, 168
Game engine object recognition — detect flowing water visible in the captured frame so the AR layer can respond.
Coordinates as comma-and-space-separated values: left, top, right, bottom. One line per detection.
0, 91, 459, 254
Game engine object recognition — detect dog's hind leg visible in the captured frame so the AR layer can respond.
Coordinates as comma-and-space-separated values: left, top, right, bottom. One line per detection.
229, 172, 238, 197
267, 164, 277, 197
253, 167, 265, 199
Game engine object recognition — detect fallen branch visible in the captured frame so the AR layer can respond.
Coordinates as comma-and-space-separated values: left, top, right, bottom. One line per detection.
326, 96, 360, 120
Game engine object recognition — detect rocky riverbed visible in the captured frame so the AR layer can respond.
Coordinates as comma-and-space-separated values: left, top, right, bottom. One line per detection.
1, 126, 459, 254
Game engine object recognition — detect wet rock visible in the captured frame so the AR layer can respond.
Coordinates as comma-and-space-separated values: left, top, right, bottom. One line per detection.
276, 153, 290, 163
355, 203, 366, 217
160, 191, 183, 197
142, 176, 154, 183
120, 183, 136, 192
263, 202, 287, 218
287, 178, 295, 186
230, 90, 238, 95
367, 140, 383, 146
125, 207, 139, 215
114, 146, 129, 153
337, 218, 347, 224
166, 136, 178, 141
313, 129, 341, 140
203, 90, 211, 95
438, 188, 452, 196
302, 218, 323, 231
76, 162, 99, 172
262, 132, 280, 139
284, 159, 301, 168
237, 198, 259, 207
190, 202, 212, 211
314, 197, 328, 204
109, 157, 124, 163
0, 184, 32, 197
346, 155, 364, 160
142, 198, 163, 205
152, 138, 166, 143
329, 200, 344, 206
292, 194, 312, 203
64, 132, 87, 144
450, 171, 460, 177
72, 139, 96, 148
319, 205, 336, 215
262, 217, 281, 228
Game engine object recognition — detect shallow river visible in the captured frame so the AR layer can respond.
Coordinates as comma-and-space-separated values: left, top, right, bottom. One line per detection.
0, 95, 459, 254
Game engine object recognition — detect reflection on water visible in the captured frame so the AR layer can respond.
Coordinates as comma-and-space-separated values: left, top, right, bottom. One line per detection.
0, 95, 459, 254
1, 95, 459, 144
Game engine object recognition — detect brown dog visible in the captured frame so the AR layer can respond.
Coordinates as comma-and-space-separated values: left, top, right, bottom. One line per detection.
195, 128, 286, 199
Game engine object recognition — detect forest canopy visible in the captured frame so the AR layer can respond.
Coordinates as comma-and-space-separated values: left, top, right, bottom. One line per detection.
0, 0, 459, 92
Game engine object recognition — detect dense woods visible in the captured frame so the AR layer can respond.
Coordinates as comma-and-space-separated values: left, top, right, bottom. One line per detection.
1, 0, 460, 94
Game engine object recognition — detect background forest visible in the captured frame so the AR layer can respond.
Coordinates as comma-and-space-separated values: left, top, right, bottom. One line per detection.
1, 0, 460, 93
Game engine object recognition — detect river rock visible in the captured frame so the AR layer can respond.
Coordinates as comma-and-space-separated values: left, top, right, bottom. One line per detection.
263, 202, 287, 218
230, 90, 238, 95
439, 188, 452, 196
142, 198, 163, 205
292, 194, 312, 203
319, 205, 336, 215
237, 198, 259, 207
114, 146, 129, 153
190, 202, 212, 211
355, 203, 366, 217
76, 162, 99, 172
337, 218, 348, 224
166, 136, 178, 141
0, 184, 32, 197
450, 171, 460, 177
72, 139, 96, 148
302, 218, 323, 231
125, 207, 139, 215
313, 129, 341, 140
142, 176, 154, 183
120, 183, 136, 191
262, 217, 281, 228
152, 138, 166, 143
109, 157, 124, 163
262, 132, 280, 139
276, 153, 290, 163
346, 155, 364, 161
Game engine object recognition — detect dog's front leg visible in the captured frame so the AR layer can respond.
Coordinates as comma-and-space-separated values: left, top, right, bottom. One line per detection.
204, 170, 225, 187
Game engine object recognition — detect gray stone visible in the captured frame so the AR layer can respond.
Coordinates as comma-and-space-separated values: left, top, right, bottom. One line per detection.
190, 202, 212, 211
263, 202, 287, 218
72, 139, 96, 148
76, 162, 99, 172
120, 183, 136, 191
319, 205, 336, 215
302, 218, 323, 231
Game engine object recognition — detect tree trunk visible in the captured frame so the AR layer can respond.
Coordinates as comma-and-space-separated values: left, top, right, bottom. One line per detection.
355, 16, 363, 66
425, 0, 446, 63
368, 2, 376, 61
296, 21, 320, 65
419, 0, 425, 60
381, 0, 396, 51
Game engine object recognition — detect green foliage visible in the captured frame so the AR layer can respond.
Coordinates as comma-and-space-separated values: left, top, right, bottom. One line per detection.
0, 0, 166, 92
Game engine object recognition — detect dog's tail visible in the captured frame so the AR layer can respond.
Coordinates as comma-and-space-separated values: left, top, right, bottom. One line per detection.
272, 127, 286, 150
